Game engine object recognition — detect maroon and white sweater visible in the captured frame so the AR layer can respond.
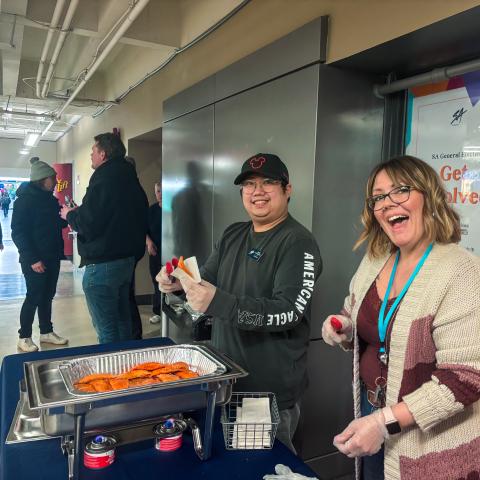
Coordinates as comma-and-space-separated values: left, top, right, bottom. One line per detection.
341, 243, 480, 480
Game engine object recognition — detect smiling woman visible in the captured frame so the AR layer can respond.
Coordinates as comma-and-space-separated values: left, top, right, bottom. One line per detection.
355, 155, 461, 257
321, 155, 480, 480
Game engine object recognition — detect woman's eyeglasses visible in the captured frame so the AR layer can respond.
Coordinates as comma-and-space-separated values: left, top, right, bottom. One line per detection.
241, 178, 282, 194
367, 185, 414, 211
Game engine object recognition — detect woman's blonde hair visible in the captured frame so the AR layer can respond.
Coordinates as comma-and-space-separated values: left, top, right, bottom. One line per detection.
354, 155, 461, 257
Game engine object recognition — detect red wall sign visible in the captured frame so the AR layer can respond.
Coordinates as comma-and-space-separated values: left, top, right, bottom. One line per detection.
53, 163, 73, 257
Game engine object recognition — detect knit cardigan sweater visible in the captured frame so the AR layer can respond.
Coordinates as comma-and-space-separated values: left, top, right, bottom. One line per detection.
340, 243, 480, 480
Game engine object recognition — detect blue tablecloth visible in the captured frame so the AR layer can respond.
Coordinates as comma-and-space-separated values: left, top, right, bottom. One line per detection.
1, 338, 319, 480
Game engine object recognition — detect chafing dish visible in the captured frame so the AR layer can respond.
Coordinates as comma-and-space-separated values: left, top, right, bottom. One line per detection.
9, 343, 247, 480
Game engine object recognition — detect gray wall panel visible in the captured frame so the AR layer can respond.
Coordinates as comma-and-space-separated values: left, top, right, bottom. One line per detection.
305, 452, 354, 480
161, 35, 385, 480
294, 340, 354, 462
215, 17, 327, 101
294, 67, 383, 477
162, 106, 214, 268
163, 76, 215, 123
213, 65, 319, 242
310, 65, 384, 340
163, 17, 327, 122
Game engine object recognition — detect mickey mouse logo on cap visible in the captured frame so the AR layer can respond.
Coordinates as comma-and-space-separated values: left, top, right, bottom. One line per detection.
249, 156, 266, 169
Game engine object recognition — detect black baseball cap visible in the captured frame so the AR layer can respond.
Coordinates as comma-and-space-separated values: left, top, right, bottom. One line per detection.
234, 153, 289, 185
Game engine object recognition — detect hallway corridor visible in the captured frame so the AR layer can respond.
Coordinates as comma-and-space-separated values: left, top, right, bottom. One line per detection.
0, 209, 160, 360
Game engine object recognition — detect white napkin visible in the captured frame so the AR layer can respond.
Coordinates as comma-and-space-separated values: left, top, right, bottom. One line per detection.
231, 397, 272, 449
171, 256, 201, 284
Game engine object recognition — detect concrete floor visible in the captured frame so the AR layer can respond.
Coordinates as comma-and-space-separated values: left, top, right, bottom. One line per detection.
0, 208, 161, 362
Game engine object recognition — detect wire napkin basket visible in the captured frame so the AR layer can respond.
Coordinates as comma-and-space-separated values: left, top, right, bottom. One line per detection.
221, 392, 279, 450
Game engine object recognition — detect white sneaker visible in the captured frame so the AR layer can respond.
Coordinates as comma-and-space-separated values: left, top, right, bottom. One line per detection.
149, 314, 162, 324
17, 337, 39, 352
40, 332, 69, 345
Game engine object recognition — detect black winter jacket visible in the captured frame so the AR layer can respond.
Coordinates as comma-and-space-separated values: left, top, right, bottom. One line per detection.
66, 157, 148, 266
11, 183, 67, 265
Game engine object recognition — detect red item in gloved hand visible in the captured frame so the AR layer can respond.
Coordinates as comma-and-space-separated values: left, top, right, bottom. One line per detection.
171, 257, 179, 268
166, 261, 176, 284
331, 317, 343, 332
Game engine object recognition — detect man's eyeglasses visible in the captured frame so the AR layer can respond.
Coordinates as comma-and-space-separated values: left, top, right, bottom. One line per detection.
241, 178, 282, 194
367, 185, 414, 211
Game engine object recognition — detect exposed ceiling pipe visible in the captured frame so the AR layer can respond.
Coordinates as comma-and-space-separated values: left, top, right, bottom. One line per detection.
47, 93, 118, 106
41, 0, 80, 98
115, 0, 251, 105
42, 0, 150, 137
374, 57, 480, 97
35, 0, 66, 98
1, 109, 56, 119
8, 14, 17, 48
93, 0, 251, 118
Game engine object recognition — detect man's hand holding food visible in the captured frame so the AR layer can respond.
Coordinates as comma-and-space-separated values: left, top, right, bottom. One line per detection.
180, 274, 216, 313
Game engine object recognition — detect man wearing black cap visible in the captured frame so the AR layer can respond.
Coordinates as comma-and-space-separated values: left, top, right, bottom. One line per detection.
158, 153, 322, 452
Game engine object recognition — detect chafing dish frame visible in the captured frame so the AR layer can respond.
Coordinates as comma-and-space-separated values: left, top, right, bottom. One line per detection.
22, 343, 248, 480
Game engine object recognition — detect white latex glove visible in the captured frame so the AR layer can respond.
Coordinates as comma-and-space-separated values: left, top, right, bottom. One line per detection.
180, 274, 216, 313
321, 314, 353, 346
263, 464, 318, 480
333, 410, 388, 458
156, 266, 182, 293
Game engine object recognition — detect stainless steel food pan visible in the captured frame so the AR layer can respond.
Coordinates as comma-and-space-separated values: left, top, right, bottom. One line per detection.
59, 344, 226, 396
23, 343, 247, 437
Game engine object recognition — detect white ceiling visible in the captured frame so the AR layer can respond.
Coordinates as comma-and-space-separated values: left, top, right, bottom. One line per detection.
0, 0, 244, 143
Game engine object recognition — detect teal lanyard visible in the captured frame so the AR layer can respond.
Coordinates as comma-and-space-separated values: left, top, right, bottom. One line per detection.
378, 243, 433, 354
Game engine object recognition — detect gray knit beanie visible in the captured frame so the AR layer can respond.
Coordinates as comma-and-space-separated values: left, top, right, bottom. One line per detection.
30, 157, 56, 182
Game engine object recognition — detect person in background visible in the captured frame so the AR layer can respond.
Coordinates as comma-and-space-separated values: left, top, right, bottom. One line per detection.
11, 157, 69, 352
147, 182, 163, 324
158, 153, 322, 452
61, 134, 148, 344
322, 155, 480, 480
1, 192, 11, 218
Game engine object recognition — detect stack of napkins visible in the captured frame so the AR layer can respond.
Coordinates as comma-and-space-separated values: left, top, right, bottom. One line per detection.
231, 397, 272, 449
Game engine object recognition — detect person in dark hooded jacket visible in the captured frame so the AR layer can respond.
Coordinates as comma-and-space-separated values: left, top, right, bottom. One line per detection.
61, 133, 148, 344
11, 157, 69, 352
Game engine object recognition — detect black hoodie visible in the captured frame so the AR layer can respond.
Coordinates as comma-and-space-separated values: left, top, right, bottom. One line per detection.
11, 182, 67, 265
66, 157, 148, 266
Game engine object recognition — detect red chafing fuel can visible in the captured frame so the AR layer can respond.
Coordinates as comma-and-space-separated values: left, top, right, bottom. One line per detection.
84, 435, 117, 469
153, 418, 187, 452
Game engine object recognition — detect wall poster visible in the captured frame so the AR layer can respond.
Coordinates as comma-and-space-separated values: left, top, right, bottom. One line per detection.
406, 72, 480, 255
53, 163, 73, 257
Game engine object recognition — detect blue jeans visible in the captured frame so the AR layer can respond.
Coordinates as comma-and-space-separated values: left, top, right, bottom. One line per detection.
360, 386, 385, 480
82, 257, 135, 344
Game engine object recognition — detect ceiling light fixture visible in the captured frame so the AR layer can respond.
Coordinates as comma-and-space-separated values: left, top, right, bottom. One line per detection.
19, 149, 30, 155
24, 132, 41, 147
